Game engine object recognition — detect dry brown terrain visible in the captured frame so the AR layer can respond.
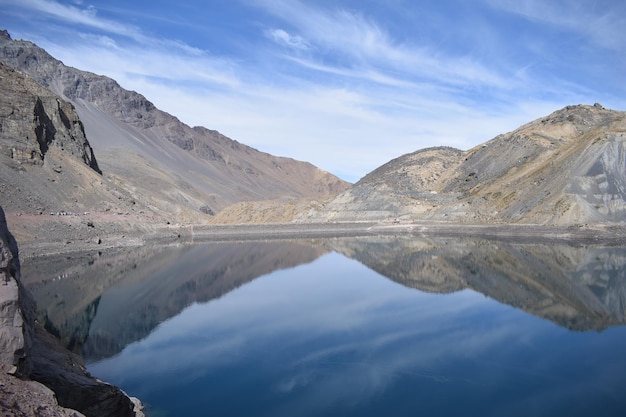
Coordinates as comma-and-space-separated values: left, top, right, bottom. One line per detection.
301, 104, 626, 225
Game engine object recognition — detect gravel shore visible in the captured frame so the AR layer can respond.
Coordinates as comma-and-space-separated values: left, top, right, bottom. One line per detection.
189, 222, 626, 245
9, 213, 626, 259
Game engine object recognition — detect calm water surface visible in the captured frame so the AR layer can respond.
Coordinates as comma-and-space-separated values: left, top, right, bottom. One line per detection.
24, 238, 626, 416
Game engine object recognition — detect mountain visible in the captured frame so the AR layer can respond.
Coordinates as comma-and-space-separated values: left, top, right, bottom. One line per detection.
305, 104, 626, 225
0, 30, 349, 224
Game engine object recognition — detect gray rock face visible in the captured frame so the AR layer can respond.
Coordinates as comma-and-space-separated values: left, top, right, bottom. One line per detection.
0, 62, 101, 173
311, 105, 626, 225
0, 204, 143, 417
0, 205, 34, 376
0, 61, 141, 219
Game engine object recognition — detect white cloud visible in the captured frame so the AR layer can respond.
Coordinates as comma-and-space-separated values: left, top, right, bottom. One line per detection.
266, 28, 309, 50
254, 0, 510, 88
79, 33, 118, 49
1, 0, 210, 57
8, 0, 144, 41
41, 35, 240, 89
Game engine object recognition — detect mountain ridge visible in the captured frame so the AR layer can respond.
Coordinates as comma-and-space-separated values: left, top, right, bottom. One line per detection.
301, 103, 626, 225
1, 29, 625, 232
0, 30, 349, 220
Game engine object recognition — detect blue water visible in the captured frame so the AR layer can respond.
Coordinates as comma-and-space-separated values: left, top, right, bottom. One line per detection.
88, 250, 626, 417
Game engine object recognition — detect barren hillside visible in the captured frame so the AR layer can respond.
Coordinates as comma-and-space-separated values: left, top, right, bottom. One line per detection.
0, 30, 349, 220
0, 62, 154, 216
305, 104, 626, 225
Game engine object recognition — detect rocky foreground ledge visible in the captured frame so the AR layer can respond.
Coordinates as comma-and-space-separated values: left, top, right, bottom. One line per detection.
0, 206, 144, 417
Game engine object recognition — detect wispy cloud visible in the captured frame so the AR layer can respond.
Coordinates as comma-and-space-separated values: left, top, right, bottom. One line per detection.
489, 0, 626, 52
11, 0, 241, 89
2, 0, 624, 181
253, 0, 510, 88
41, 36, 240, 92
1, 0, 209, 56
5, 0, 144, 40
266, 28, 310, 50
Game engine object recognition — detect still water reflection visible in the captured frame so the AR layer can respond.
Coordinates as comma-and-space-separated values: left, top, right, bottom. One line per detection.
22, 237, 626, 416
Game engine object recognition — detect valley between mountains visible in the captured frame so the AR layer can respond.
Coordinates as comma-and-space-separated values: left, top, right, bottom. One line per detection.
1, 28, 626, 417
1, 29, 626, 254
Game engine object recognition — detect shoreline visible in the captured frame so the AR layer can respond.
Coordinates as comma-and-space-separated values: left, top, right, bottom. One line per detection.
11, 216, 626, 260
189, 221, 626, 243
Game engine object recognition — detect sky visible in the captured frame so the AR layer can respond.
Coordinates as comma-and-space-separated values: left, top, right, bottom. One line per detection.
1, 0, 625, 182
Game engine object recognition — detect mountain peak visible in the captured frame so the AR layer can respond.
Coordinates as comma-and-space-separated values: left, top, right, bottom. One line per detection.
308, 104, 626, 225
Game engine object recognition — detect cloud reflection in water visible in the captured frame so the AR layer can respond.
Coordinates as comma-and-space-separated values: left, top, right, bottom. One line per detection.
87, 247, 626, 416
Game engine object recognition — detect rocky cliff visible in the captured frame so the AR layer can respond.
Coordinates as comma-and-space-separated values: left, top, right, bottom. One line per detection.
0, 61, 100, 174
0, 207, 32, 375
0, 59, 180, 255
0, 30, 349, 221
307, 104, 626, 225
0, 205, 144, 416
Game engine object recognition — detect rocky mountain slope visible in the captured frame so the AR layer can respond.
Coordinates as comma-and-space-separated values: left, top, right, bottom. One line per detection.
305, 104, 626, 225
0, 60, 186, 254
0, 30, 349, 224
0, 61, 124, 212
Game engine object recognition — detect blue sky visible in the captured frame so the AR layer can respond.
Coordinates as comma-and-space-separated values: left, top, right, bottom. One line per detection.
1, 0, 625, 181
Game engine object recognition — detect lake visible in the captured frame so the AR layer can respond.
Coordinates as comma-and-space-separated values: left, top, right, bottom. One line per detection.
22, 236, 626, 416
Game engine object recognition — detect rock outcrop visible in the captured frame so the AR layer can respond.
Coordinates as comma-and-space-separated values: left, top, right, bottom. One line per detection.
0, 205, 33, 376
0, 60, 145, 215
0, 205, 143, 417
0, 59, 100, 174
307, 104, 626, 225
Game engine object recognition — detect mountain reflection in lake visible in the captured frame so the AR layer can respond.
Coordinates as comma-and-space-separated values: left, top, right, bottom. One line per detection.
23, 237, 626, 416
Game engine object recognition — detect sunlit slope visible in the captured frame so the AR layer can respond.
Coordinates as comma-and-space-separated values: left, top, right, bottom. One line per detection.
311, 104, 626, 225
